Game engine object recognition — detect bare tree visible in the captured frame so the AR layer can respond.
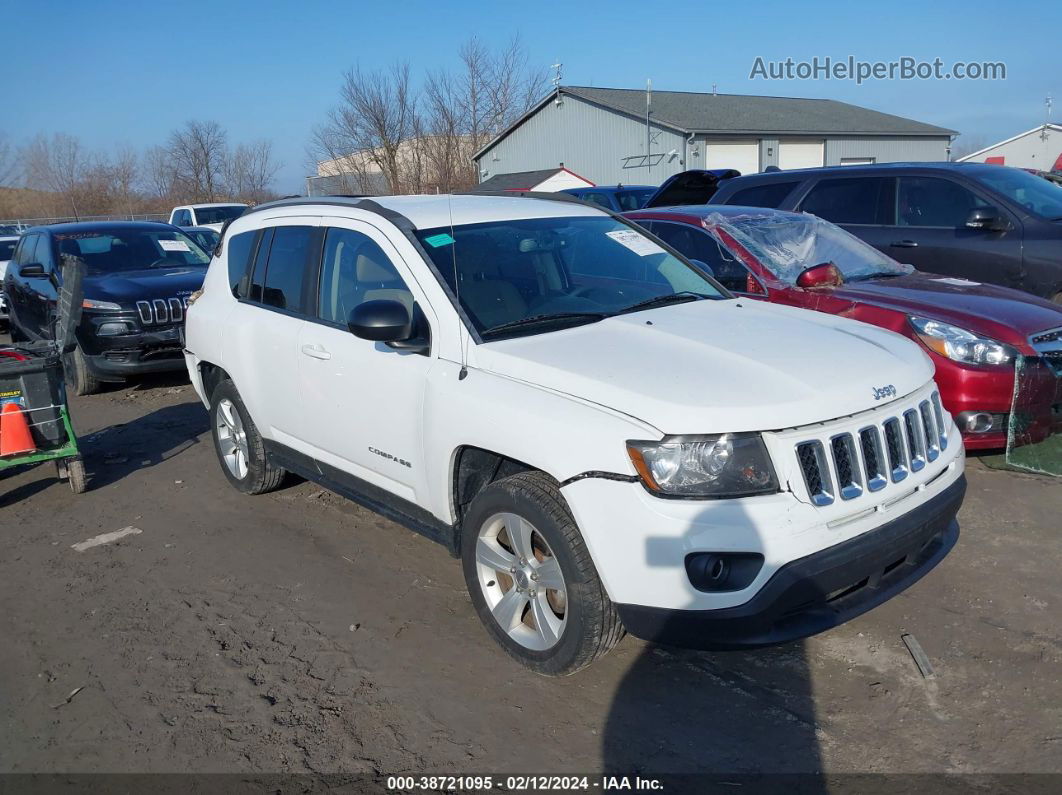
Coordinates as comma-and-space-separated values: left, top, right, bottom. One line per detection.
168, 120, 228, 201
949, 134, 991, 161
313, 61, 419, 194
23, 132, 89, 217
225, 140, 280, 203
0, 132, 18, 187
144, 145, 179, 199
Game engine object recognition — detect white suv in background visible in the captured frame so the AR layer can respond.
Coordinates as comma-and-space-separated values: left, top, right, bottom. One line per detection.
168, 203, 247, 232
183, 194, 966, 674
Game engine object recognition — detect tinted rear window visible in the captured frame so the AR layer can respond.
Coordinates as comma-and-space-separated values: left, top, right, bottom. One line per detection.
0, 240, 17, 260
226, 231, 257, 296
726, 181, 799, 209
261, 226, 312, 311
800, 177, 895, 225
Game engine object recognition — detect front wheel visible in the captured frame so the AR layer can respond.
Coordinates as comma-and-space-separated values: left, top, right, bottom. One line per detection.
64, 346, 103, 396
461, 471, 624, 676
209, 379, 286, 495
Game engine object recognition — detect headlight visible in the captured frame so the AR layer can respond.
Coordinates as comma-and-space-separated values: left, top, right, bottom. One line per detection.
909, 316, 1017, 366
82, 298, 123, 311
626, 433, 778, 498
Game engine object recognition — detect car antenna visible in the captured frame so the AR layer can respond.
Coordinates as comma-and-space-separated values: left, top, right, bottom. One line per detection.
447, 192, 468, 381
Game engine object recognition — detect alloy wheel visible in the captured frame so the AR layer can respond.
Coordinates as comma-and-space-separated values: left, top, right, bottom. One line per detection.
475, 512, 567, 651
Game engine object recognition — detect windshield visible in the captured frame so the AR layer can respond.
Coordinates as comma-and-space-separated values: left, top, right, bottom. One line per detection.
0, 239, 16, 260
55, 229, 211, 275
973, 167, 1062, 219
704, 212, 912, 283
615, 189, 654, 211
193, 205, 245, 225
187, 229, 220, 252
415, 215, 725, 338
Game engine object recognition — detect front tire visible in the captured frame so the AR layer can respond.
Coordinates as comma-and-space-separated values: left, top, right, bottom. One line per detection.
64, 345, 103, 396
209, 379, 285, 495
461, 471, 624, 675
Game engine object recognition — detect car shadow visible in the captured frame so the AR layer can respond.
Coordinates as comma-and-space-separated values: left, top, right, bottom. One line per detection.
79, 401, 209, 490
601, 498, 827, 790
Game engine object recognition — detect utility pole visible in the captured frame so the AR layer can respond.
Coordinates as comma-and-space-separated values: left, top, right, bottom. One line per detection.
646, 79, 652, 176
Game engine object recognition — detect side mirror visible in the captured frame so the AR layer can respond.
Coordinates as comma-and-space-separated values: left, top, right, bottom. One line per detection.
19, 262, 46, 278
348, 299, 413, 342
687, 258, 716, 279
965, 207, 1007, 231
796, 262, 844, 289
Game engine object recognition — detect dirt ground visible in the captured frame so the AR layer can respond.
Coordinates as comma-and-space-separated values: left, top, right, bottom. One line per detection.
1, 343, 1061, 785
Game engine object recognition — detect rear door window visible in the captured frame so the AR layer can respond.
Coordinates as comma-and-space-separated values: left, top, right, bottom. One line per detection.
897, 176, 991, 227
226, 230, 257, 297
261, 226, 313, 311
726, 181, 799, 209
799, 177, 895, 225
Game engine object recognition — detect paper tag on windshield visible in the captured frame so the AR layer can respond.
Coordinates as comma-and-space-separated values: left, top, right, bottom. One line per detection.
159, 240, 190, 252
606, 229, 665, 256
932, 277, 981, 287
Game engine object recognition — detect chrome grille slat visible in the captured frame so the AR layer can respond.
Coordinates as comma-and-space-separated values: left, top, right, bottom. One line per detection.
859, 426, 888, 492
902, 409, 926, 472
796, 441, 834, 506
794, 390, 950, 507
830, 433, 863, 500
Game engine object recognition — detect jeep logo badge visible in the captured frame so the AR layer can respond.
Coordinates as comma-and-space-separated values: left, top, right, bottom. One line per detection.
872, 384, 897, 401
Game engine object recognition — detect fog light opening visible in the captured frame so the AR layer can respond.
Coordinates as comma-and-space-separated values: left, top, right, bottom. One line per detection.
957, 411, 1006, 434
685, 552, 764, 593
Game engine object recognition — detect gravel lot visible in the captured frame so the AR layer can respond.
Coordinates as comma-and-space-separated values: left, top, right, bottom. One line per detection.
1, 339, 1060, 783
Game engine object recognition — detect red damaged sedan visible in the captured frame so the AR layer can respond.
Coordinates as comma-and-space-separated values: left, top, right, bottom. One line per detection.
625, 205, 1062, 450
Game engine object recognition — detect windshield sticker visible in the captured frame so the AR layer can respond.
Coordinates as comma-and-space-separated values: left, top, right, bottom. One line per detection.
424, 232, 455, 248
932, 277, 981, 287
159, 239, 190, 252
606, 229, 665, 257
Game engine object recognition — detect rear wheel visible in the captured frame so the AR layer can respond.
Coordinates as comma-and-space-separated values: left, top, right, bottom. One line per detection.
64, 346, 103, 396
461, 471, 624, 675
209, 379, 285, 495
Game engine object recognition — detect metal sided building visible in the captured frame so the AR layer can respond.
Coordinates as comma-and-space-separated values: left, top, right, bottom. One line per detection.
472, 86, 956, 187
956, 124, 1062, 172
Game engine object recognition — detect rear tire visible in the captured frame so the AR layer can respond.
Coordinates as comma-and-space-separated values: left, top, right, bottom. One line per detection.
461, 470, 624, 676
64, 346, 103, 396
209, 379, 285, 495
66, 459, 87, 494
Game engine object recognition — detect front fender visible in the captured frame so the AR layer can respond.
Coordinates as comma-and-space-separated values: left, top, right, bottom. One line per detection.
422, 362, 660, 523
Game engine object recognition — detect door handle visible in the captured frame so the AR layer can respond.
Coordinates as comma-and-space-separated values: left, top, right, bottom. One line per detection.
890, 240, 919, 248
300, 343, 331, 360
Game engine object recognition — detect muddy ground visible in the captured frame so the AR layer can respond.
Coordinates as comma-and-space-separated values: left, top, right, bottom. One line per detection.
1, 341, 1060, 786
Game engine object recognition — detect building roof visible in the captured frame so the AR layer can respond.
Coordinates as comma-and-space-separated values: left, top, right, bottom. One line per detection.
476, 168, 585, 191
956, 123, 1062, 162
474, 86, 956, 161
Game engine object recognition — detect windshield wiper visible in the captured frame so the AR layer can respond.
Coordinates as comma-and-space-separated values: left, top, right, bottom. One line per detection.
480, 312, 610, 339
846, 271, 906, 282
616, 291, 712, 315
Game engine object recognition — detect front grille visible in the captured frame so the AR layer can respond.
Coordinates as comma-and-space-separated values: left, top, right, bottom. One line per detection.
795, 390, 948, 507
1030, 326, 1062, 376
136, 296, 189, 326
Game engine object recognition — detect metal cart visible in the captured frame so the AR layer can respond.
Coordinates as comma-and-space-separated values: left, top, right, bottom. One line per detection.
0, 255, 87, 492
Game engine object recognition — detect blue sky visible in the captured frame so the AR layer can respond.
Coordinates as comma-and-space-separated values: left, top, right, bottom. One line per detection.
5, 0, 1058, 193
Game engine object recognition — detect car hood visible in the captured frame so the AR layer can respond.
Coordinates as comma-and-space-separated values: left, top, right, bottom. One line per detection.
829, 272, 1062, 345
472, 299, 933, 434
84, 267, 207, 305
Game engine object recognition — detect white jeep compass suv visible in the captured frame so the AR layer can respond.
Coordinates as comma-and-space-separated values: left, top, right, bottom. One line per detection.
183, 194, 966, 675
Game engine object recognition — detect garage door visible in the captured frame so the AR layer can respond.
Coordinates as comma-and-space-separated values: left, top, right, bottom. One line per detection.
779, 140, 824, 170
704, 141, 760, 176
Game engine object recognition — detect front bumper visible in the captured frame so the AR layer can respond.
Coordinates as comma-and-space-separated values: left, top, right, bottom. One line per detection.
617, 474, 964, 649
79, 320, 186, 381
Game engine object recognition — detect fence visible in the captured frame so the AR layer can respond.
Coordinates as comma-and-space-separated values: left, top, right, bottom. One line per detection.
0, 213, 169, 230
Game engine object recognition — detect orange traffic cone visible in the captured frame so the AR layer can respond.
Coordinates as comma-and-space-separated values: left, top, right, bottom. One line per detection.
0, 402, 36, 456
